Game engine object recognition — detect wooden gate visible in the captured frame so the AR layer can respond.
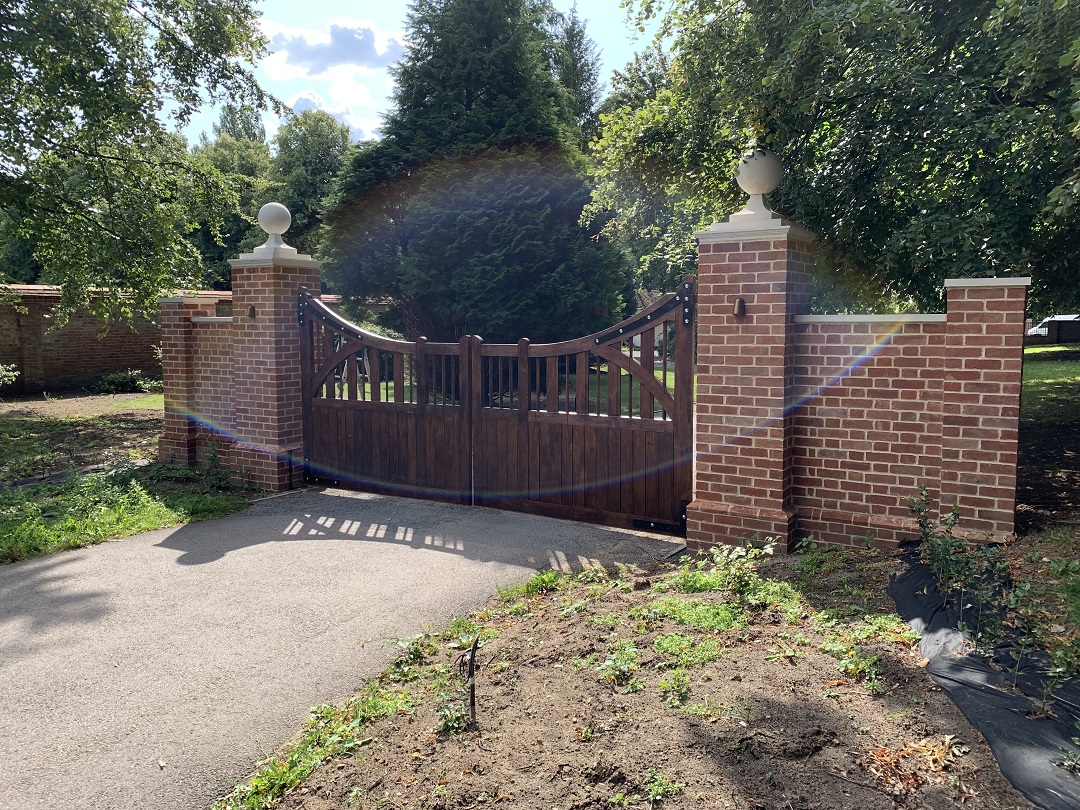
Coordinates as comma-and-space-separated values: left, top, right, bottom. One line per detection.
298, 280, 694, 531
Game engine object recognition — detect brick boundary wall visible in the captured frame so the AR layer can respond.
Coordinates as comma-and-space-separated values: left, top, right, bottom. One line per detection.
687, 208, 1029, 552
0, 286, 201, 394
159, 248, 321, 490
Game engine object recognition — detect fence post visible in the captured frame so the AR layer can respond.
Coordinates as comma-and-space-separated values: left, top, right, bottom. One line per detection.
685, 151, 814, 553
227, 203, 321, 491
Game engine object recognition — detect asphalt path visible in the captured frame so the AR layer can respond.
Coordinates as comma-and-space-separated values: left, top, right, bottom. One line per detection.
0, 488, 681, 810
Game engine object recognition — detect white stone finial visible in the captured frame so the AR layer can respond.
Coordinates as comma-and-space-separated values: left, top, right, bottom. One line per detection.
252, 202, 297, 257
736, 149, 784, 196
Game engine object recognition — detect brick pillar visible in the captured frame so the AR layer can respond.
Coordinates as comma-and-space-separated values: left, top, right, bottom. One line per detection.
939, 278, 1030, 541
685, 194, 815, 553
158, 297, 198, 464
227, 246, 321, 491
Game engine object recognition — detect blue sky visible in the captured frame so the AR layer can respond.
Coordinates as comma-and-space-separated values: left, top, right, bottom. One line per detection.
182, 0, 657, 145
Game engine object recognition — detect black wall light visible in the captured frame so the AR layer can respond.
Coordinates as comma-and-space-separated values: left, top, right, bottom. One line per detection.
732, 297, 747, 317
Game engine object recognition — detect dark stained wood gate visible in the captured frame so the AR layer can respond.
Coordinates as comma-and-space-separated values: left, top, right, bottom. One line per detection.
298, 280, 694, 531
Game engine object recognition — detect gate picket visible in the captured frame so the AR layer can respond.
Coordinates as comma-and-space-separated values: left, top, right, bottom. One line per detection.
298, 279, 694, 531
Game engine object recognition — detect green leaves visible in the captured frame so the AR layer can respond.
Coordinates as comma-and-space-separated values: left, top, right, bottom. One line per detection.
0, 0, 274, 318
593, 0, 1080, 314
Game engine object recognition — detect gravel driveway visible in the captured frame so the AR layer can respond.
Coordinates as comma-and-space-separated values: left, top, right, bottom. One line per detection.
0, 488, 680, 810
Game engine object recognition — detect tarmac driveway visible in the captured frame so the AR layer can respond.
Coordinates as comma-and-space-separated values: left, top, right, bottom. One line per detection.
0, 488, 681, 810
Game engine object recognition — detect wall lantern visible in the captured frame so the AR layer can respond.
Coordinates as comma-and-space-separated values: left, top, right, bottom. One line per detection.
732, 297, 747, 317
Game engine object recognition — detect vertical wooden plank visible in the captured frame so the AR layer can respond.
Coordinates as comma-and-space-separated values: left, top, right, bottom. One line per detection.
546, 356, 559, 413
659, 430, 676, 524
632, 429, 647, 519
394, 352, 405, 404
560, 423, 574, 507
575, 351, 588, 414
606, 359, 620, 418
645, 429, 660, 520
608, 425, 622, 513
619, 428, 634, 516
529, 420, 540, 500
582, 425, 598, 512
573, 424, 586, 509
517, 339, 530, 414
639, 327, 655, 419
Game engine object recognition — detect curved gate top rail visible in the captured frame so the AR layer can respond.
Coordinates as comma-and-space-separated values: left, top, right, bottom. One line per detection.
299, 280, 694, 532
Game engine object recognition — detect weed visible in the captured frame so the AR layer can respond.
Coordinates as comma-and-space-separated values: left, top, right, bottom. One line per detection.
658, 669, 691, 706
653, 632, 721, 669
681, 696, 726, 722
435, 697, 470, 733
643, 769, 684, 803
201, 438, 233, 490
596, 641, 643, 692
589, 613, 622, 628
639, 597, 747, 633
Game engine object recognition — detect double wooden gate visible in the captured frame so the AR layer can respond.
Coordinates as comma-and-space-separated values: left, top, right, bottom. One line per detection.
298, 281, 694, 531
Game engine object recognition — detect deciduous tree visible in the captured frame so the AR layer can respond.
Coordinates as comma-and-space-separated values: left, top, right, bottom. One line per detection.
0, 0, 273, 318
592, 0, 1080, 314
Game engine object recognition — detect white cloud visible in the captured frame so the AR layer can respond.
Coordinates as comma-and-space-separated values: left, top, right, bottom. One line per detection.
261, 17, 405, 76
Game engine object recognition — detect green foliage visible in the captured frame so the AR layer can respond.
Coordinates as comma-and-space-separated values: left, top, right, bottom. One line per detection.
0, 468, 247, 564
643, 768, 684, 802
653, 632, 721, 669
322, 0, 632, 344
639, 597, 747, 633
214, 687, 412, 810
594, 0, 1080, 314
596, 640, 643, 692
0, 0, 274, 319
270, 110, 351, 256
657, 668, 691, 706
91, 369, 163, 395
0, 364, 18, 387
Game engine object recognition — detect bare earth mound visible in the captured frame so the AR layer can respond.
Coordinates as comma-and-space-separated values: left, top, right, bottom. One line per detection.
267, 549, 1031, 810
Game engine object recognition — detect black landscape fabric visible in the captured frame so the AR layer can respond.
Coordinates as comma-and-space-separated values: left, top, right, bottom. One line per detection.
889, 544, 1080, 810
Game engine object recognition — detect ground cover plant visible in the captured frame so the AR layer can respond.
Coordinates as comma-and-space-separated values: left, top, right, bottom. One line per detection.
214, 549, 1030, 810
0, 393, 256, 564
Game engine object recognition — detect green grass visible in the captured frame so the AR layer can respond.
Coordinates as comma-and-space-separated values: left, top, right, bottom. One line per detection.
0, 410, 161, 482
111, 393, 164, 411
0, 466, 249, 564
1022, 345, 1080, 421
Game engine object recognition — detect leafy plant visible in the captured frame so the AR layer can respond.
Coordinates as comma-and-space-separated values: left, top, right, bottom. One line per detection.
92, 369, 163, 394
658, 669, 691, 706
644, 769, 684, 803
0, 364, 18, 387
596, 641, 643, 692
653, 632, 721, 669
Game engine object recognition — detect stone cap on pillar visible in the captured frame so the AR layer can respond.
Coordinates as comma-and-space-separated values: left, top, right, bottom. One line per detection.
229, 203, 321, 269
698, 150, 815, 244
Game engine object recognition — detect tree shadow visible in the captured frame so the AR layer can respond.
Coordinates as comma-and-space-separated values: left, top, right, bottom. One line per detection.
0, 553, 112, 656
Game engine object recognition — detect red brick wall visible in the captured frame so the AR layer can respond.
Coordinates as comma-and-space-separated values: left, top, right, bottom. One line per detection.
789, 317, 947, 546
687, 222, 1028, 551
158, 255, 320, 491
0, 287, 164, 393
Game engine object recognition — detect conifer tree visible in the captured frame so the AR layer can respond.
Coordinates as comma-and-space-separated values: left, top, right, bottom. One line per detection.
321, 0, 631, 344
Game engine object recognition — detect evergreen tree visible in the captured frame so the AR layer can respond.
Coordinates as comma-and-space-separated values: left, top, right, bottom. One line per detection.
551, 5, 603, 146
322, 0, 631, 343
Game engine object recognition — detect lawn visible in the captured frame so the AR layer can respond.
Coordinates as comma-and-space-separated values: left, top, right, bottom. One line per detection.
0, 392, 254, 564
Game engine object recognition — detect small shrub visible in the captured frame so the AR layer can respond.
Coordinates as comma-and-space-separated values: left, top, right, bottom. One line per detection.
596, 641, 643, 692
0, 363, 18, 387
92, 369, 162, 394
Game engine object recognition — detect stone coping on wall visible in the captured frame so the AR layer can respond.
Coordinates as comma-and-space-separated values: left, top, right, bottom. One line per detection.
943, 276, 1032, 288
794, 314, 948, 324
190, 316, 233, 324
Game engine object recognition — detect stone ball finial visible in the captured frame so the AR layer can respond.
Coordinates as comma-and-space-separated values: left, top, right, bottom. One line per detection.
736, 149, 784, 196
258, 202, 291, 236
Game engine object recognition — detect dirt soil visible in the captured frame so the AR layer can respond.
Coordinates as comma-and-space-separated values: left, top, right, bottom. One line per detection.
272, 550, 1033, 810
0, 392, 163, 481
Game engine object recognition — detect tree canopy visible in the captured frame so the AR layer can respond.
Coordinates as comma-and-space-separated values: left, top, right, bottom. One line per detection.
0, 0, 273, 318
592, 0, 1080, 314
322, 0, 631, 343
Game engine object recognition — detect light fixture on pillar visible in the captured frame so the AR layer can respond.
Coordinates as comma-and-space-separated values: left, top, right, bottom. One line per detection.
732, 297, 746, 317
